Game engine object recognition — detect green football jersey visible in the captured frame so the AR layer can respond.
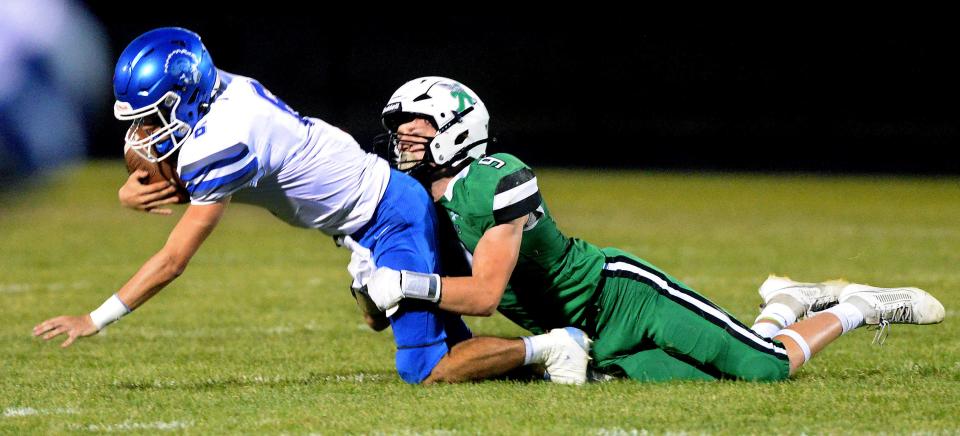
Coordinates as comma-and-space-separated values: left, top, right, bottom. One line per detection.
438, 153, 605, 334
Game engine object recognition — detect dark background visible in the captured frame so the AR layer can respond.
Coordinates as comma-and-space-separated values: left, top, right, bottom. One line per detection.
85, 8, 960, 174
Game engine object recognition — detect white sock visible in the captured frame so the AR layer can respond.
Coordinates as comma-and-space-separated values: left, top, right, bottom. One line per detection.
751, 321, 782, 339
778, 329, 811, 364
752, 302, 797, 338
521, 333, 553, 366
823, 302, 865, 334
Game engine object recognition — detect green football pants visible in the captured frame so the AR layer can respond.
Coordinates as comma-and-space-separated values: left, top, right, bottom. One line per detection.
590, 248, 790, 382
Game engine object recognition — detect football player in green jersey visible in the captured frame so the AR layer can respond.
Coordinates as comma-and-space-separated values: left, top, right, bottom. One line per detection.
363, 76, 945, 382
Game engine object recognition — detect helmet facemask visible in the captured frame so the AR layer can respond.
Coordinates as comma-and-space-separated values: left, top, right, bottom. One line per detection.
377, 111, 436, 173
391, 131, 434, 171
115, 91, 191, 163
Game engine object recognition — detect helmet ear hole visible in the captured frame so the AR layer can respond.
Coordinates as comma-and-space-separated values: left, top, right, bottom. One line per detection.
455, 131, 469, 145
187, 88, 201, 105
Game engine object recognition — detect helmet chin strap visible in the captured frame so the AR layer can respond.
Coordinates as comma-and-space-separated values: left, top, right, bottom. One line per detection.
197, 71, 222, 116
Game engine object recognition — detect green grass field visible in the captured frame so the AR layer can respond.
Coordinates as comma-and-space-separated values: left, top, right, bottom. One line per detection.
2, 162, 958, 434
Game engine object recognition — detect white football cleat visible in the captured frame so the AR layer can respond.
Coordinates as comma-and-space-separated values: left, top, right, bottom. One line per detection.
839, 284, 946, 325
542, 327, 592, 385
839, 284, 946, 344
759, 275, 848, 318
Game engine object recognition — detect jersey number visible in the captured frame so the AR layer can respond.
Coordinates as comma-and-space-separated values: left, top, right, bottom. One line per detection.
478, 156, 505, 169
250, 82, 310, 125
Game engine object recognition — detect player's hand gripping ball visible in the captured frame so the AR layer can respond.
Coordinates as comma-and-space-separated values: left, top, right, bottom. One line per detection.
124, 121, 190, 203
123, 144, 189, 204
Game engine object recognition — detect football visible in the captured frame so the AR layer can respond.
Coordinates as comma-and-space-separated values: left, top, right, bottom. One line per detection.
124, 144, 190, 204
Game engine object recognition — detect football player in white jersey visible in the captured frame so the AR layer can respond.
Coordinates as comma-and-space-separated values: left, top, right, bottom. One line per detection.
32, 27, 588, 385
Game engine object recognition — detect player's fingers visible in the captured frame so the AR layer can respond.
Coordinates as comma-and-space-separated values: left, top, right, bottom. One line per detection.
135, 195, 175, 212
32, 322, 49, 336
141, 186, 178, 203
147, 207, 174, 216
141, 180, 174, 194
33, 318, 62, 336
42, 325, 68, 341
145, 192, 181, 207
61, 333, 78, 348
133, 181, 171, 196
128, 169, 149, 181
154, 195, 181, 206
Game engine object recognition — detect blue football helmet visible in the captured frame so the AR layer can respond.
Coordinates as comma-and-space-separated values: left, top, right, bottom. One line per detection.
113, 27, 218, 162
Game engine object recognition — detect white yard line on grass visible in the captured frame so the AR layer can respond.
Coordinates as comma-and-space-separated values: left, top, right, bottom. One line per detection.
120, 323, 331, 339
595, 429, 695, 436
3, 407, 78, 418
2, 407, 38, 417
0, 282, 89, 294
111, 372, 385, 389
595, 428, 653, 436
324, 373, 384, 383
362, 430, 461, 436
70, 420, 192, 432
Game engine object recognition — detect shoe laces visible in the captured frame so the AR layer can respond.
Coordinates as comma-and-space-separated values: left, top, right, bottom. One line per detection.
870, 305, 912, 345
870, 320, 891, 345
809, 296, 835, 314
883, 304, 914, 324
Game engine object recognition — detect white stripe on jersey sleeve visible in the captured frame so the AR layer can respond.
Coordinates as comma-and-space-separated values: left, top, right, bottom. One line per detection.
184, 148, 260, 203
190, 152, 257, 186
492, 177, 539, 211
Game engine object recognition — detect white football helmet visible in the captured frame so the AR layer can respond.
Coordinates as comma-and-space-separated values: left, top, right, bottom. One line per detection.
380, 77, 490, 173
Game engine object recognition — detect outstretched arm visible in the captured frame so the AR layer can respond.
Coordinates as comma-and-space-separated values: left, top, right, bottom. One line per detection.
365, 214, 526, 316
32, 199, 229, 347
116, 199, 228, 308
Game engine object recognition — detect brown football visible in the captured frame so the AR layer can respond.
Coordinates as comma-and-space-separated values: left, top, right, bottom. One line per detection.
124, 145, 190, 204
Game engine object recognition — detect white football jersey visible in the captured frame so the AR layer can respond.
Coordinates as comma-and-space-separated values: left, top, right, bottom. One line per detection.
176, 71, 390, 235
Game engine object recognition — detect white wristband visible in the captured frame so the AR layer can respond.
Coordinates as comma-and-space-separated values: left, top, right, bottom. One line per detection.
400, 271, 442, 303
89, 294, 131, 331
